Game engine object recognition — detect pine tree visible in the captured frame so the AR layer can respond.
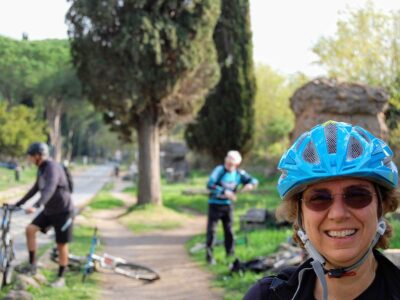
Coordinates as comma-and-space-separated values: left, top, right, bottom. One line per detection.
67, 0, 220, 204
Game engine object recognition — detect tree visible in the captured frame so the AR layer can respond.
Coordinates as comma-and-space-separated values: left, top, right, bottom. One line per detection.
0, 36, 82, 161
0, 36, 41, 105
0, 103, 47, 157
312, 1, 400, 156
36, 66, 82, 162
252, 65, 304, 164
185, 0, 256, 163
312, 2, 400, 86
67, 0, 221, 205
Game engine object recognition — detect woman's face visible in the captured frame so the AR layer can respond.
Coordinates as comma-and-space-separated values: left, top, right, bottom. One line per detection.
301, 178, 378, 268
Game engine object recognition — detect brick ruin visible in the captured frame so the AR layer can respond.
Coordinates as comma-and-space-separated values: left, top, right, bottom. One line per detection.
290, 77, 389, 141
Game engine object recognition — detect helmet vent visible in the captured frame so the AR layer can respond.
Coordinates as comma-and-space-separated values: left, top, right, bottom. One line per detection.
383, 157, 394, 170
325, 123, 337, 154
347, 136, 363, 160
355, 128, 371, 143
295, 133, 308, 150
303, 141, 320, 164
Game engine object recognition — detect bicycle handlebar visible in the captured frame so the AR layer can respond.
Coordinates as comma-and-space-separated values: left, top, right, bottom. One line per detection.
0, 203, 23, 212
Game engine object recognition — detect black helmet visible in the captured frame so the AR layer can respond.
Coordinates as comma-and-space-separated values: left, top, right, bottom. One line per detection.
27, 142, 49, 156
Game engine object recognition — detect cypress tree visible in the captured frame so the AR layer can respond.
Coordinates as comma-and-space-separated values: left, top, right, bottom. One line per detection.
185, 0, 256, 163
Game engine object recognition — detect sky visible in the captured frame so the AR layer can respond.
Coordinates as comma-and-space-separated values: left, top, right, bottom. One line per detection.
0, 0, 399, 77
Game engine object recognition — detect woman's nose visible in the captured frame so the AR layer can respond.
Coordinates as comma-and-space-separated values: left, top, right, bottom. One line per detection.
327, 195, 350, 220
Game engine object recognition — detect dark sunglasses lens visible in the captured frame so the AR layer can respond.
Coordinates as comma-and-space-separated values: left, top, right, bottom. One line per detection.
303, 189, 373, 211
303, 193, 333, 211
344, 191, 373, 209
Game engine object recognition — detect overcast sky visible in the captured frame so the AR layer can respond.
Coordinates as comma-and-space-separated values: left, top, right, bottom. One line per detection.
0, 0, 399, 76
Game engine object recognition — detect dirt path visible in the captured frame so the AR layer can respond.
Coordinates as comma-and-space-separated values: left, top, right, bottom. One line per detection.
89, 179, 223, 300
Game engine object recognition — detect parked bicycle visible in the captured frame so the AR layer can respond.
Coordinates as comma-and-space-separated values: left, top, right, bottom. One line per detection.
51, 227, 160, 282
0, 204, 22, 288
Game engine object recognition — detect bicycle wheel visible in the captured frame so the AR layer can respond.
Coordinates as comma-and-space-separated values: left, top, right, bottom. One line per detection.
114, 263, 160, 282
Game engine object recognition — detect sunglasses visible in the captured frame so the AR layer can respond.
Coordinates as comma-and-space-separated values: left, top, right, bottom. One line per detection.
301, 186, 375, 212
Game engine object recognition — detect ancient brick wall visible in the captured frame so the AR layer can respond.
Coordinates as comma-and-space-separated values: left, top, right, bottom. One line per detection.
290, 78, 389, 141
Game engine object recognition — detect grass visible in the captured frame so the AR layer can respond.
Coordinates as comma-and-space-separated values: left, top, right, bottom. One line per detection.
88, 182, 123, 210
89, 192, 124, 210
0, 225, 100, 300
119, 203, 188, 233
162, 172, 281, 215
0, 166, 36, 191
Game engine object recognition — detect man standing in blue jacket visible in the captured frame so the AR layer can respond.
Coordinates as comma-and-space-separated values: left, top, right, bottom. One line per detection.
206, 150, 258, 265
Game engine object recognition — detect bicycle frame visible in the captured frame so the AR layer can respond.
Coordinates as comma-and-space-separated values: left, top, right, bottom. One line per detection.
82, 227, 98, 282
97, 253, 127, 269
51, 226, 160, 282
0, 204, 21, 288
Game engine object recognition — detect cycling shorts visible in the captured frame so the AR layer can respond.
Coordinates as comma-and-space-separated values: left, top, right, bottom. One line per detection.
31, 211, 73, 244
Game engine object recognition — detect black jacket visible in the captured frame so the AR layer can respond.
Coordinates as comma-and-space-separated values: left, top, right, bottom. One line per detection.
16, 160, 74, 215
244, 250, 400, 300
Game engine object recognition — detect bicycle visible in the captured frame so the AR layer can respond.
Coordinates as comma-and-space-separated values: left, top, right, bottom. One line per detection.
51, 227, 160, 282
0, 204, 22, 288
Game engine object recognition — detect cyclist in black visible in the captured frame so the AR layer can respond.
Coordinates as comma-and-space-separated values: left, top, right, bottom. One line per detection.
15, 142, 74, 288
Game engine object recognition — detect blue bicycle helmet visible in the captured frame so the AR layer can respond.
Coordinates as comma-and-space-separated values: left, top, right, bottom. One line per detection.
277, 120, 398, 200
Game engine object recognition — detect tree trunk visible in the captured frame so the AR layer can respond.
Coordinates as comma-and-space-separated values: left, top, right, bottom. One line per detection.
65, 129, 74, 162
46, 100, 63, 162
137, 112, 161, 205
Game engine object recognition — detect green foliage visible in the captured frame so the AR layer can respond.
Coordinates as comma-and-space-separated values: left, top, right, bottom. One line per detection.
185, 0, 256, 162
0, 103, 47, 157
36, 67, 81, 104
0, 36, 71, 105
388, 218, 400, 248
252, 65, 307, 164
67, 0, 221, 205
312, 1, 400, 86
312, 1, 400, 156
67, 0, 221, 137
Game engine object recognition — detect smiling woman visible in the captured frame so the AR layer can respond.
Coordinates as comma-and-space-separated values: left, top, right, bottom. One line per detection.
244, 120, 400, 300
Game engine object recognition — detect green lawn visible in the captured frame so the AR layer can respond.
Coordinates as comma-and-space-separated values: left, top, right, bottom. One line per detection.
89, 191, 124, 210
0, 166, 36, 191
